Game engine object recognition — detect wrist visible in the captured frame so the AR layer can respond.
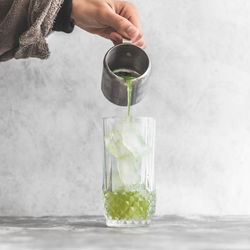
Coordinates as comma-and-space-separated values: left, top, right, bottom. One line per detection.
53, 0, 74, 33
71, 0, 78, 25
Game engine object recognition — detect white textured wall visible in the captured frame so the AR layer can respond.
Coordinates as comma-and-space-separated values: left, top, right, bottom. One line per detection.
1, 0, 250, 216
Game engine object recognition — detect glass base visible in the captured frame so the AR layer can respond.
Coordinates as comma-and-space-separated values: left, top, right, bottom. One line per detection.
106, 219, 151, 227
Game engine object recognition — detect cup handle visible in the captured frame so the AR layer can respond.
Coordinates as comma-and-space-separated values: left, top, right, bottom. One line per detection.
122, 38, 131, 44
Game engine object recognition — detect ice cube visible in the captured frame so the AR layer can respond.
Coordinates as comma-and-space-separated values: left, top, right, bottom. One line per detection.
105, 117, 150, 186
104, 129, 130, 158
117, 155, 141, 185
120, 118, 150, 159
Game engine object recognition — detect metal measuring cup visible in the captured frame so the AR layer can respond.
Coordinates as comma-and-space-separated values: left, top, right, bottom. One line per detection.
101, 43, 151, 106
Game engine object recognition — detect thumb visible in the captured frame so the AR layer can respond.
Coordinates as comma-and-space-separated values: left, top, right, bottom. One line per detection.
104, 11, 139, 40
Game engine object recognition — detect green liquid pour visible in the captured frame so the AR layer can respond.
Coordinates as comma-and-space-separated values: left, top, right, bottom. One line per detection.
122, 75, 133, 116
113, 69, 140, 116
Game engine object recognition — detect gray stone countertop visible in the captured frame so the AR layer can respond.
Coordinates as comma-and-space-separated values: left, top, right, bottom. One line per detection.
0, 216, 250, 250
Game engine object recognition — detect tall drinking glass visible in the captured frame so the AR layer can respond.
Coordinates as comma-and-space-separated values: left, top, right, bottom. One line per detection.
103, 116, 156, 227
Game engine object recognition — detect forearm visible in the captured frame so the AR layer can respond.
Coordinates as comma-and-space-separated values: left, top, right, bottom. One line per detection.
0, 0, 144, 61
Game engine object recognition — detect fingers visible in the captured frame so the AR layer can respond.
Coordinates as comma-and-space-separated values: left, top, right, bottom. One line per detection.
84, 27, 123, 46
98, 1, 146, 48
103, 10, 146, 48
103, 10, 139, 39
109, 31, 123, 44
109, 30, 146, 48
121, 2, 143, 33
134, 38, 146, 49
117, 1, 146, 48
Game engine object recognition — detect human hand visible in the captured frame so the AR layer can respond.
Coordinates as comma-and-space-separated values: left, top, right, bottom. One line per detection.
71, 0, 145, 48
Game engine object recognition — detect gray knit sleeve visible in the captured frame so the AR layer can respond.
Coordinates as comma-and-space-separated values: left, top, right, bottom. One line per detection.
0, 0, 63, 61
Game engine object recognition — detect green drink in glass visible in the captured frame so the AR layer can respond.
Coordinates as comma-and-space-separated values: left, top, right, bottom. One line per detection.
103, 116, 156, 227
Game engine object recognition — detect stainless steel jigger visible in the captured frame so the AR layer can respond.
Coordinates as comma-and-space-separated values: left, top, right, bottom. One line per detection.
101, 43, 151, 106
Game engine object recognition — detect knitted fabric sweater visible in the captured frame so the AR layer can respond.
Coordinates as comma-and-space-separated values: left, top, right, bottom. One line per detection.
0, 0, 69, 61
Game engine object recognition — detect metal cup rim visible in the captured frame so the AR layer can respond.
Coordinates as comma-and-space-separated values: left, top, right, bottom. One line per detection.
103, 43, 151, 82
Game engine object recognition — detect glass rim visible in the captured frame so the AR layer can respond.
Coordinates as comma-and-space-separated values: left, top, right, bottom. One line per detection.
102, 116, 156, 121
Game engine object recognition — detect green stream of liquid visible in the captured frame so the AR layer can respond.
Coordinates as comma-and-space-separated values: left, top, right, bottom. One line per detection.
113, 69, 140, 116
121, 75, 133, 116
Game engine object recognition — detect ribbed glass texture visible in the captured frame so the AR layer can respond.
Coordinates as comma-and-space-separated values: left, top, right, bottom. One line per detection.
103, 116, 156, 227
